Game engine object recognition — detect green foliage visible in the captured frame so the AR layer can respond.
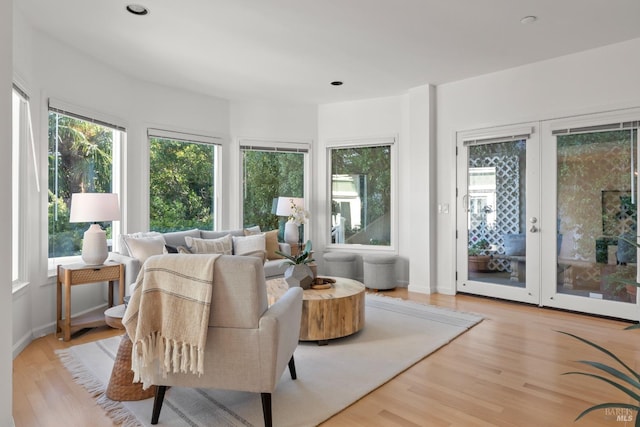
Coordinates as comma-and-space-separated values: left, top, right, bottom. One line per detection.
559, 331, 640, 425
557, 130, 637, 260
468, 239, 490, 256
242, 150, 304, 232
276, 240, 314, 265
331, 145, 391, 245
48, 113, 114, 257
149, 138, 215, 232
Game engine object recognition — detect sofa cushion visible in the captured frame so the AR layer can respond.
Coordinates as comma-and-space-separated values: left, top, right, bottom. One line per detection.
232, 234, 266, 255
504, 233, 526, 256
162, 229, 201, 248
122, 234, 166, 264
185, 235, 233, 255
200, 229, 245, 239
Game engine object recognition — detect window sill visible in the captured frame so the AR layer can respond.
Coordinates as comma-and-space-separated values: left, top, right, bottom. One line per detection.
12, 280, 29, 296
47, 255, 83, 278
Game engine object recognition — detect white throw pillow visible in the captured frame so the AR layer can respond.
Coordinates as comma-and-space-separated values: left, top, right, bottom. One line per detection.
185, 234, 233, 255
122, 234, 166, 264
232, 234, 266, 255
118, 231, 163, 256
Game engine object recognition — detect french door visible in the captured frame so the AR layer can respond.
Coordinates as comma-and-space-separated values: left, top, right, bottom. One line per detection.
456, 111, 640, 321
539, 111, 639, 320
456, 124, 540, 305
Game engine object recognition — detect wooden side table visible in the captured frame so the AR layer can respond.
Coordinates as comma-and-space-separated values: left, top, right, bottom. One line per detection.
56, 262, 125, 341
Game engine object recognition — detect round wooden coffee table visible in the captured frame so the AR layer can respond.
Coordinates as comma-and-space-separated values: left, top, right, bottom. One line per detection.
267, 276, 365, 345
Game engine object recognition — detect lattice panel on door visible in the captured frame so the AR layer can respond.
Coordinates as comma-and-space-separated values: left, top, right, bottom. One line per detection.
469, 155, 521, 272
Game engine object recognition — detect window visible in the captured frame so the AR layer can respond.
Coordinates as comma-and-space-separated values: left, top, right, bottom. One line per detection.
148, 129, 220, 232
48, 103, 123, 266
329, 140, 394, 246
240, 142, 308, 233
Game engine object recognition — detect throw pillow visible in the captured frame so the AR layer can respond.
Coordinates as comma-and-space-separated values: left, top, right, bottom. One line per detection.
243, 225, 262, 236
165, 244, 179, 253
122, 235, 166, 264
232, 234, 266, 255
263, 229, 283, 260
185, 234, 233, 255
118, 231, 163, 256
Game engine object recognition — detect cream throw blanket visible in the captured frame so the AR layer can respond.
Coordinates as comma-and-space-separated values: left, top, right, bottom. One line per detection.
123, 254, 219, 388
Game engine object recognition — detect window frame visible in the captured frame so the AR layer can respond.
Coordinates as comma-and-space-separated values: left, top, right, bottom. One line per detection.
326, 136, 398, 252
12, 85, 30, 290
47, 99, 125, 271
239, 139, 311, 235
147, 128, 223, 232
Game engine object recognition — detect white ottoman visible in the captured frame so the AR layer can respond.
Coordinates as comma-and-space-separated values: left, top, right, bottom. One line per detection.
363, 255, 397, 290
323, 252, 357, 279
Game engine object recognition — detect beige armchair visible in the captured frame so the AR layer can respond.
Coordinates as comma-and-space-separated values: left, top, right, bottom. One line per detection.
127, 255, 303, 427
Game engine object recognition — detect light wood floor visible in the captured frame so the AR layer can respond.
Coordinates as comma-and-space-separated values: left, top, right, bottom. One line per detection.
13, 290, 639, 426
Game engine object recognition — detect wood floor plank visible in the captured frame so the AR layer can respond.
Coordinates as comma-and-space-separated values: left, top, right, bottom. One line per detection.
13, 291, 638, 426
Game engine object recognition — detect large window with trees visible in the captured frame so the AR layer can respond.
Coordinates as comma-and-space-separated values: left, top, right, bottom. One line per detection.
240, 141, 308, 234
48, 103, 123, 266
329, 139, 394, 246
149, 129, 221, 232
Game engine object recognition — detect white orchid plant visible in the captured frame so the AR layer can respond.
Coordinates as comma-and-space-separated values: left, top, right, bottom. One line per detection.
288, 199, 310, 226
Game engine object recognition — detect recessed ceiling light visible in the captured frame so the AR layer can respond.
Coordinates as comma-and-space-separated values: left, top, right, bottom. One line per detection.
520, 15, 537, 24
126, 4, 149, 16
330, 81, 343, 86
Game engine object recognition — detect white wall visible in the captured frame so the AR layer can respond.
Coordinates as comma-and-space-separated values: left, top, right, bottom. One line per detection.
436, 37, 640, 294
12, 15, 232, 349
229, 100, 318, 230
2, 2, 14, 425
317, 95, 413, 284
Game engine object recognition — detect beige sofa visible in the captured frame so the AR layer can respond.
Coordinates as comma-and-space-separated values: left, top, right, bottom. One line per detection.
109, 228, 291, 292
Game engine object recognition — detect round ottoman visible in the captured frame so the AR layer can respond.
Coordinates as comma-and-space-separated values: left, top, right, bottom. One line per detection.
323, 252, 357, 279
363, 255, 397, 290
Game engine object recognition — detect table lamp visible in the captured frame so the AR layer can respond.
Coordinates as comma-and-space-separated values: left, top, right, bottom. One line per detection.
276, 197, 304, 247
69, 193, 121, 265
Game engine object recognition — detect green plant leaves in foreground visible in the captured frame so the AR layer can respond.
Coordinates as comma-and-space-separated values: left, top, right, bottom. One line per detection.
558, 331, 640, 424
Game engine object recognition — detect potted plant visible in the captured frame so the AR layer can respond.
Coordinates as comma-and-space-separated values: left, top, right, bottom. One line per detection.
276, 240, 316, 289
468, 239, 491, 272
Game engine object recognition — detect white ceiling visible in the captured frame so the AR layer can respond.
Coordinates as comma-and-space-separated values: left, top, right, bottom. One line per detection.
17, 0, 640, 105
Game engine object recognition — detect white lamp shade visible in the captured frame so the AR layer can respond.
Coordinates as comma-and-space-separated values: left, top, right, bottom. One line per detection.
275, 197, 304, 217
69, 193, 120, 265
69, 193, 121, 223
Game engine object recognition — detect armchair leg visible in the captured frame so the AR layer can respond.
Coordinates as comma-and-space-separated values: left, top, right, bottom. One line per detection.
151, 385, 168, 425
288, 355, 297, 380
260, 392, 272, 427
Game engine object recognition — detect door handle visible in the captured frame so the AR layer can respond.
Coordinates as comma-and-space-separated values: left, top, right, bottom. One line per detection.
529, 217, 538, 233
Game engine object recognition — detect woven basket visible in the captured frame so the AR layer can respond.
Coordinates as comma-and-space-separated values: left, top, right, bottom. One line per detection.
106, 335, 156, 401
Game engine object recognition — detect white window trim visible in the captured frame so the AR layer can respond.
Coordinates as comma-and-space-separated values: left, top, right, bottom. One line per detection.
47, 102, 125, 273
238, 138, 312, 236
325, 135, 398, 252
148, 128, 223, 231
12, 86, 29, 291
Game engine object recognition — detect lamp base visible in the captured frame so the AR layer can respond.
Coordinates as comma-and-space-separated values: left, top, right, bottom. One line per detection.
81, 223, 108, 265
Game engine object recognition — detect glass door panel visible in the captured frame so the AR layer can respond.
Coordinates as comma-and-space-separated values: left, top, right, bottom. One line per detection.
556, 130, 637, 303
457, 125, 539, 305
467, 140, 527, 286
540, 111, 640, 321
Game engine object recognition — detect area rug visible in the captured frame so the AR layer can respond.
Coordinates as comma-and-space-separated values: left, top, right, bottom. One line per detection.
57, 294, 482, 427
